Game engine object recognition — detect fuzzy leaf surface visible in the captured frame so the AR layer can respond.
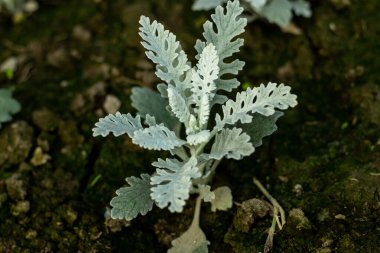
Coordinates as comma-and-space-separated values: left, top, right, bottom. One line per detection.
211, 186, 233, 212
195, 0, 247, 92
210, 128, 254, 160
151, 157, 201, 212
215, 82, 297, 129
199, 185, 215, 202
132, 124, 185, 150
110, 174, 154, 221
169, 223, 209, 253
191, 44, 219, 126
187, 130, 210, 146
139, 16, 191, 90
167, 86, 191, 124
93, 112, 142, 137
261, 0, 292, 27
192, 0, 227, 10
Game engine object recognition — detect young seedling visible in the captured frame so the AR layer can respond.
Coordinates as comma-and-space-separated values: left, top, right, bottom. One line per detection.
193, 0, 312, 34
93, 1, 297, 252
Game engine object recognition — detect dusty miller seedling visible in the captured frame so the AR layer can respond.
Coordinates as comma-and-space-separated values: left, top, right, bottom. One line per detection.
93, 1, 297, 252
193, 0, 312, 32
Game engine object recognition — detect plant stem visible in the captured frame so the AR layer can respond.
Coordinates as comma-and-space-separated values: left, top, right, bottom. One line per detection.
203, 159, 221, 183
191, 196, 202, 228
253, 177, 286, 229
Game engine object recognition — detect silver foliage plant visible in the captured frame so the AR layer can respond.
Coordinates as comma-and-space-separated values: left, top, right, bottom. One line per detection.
93, 0, 297, 252
193, 0, 312, 29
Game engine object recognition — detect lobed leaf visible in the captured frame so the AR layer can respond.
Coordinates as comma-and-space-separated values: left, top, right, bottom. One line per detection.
215, 82, 297, 129
132, 124, 185, 151
195, 0, 247, 92
139, 16, 191, 91
167, 86, 191, 125
187, 130, 211, 146
93, 112, 142, 137
192, 0, 227, 11
151, 157, 201, 212
261, 0, 292, 27
209, 128, 254, 160
198, 185, 215, 202
110, 174, 154, 221
191, 44, 219, 126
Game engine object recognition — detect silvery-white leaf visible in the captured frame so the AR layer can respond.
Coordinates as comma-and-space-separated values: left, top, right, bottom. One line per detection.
211, 186, 233, 212
168, 221, 209, 253
291, 0, 312, 18
195, 0, 247, 92
261, 0, 292, 27
132, 124, 185, 151
191, 44, 219, 126
139, 16, 191, 90
187, 130, 211, 146
145, 114, 157, 126
191, 43, 219, 104
93, 112, 143, 137
199, 185, 215, 202
210, 127, 254, 160
248, 0, 267, 11
151, 157, 201, 212
157, 83, 168, 97
192, 0, 227, 11
167, 85, 191, 124
110, 174, 154, 221
215, 82, 297, 129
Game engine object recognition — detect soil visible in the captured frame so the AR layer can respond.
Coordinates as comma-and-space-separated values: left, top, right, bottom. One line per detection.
0, 0, 379, 252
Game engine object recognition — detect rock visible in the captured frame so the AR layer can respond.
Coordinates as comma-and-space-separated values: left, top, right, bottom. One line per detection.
72, 25, 92, 42
32, 108, 60, 131
233, 198, 271, 233
70, 81, 107, 115
288, 208, 312, 230
103, 94, 121, 114
292, 184, 303, 197
47, 47, 70, 68
11, 200, 30, 216
0, 121, 34, 168
349, 84, 380, 126
64, 207, 78, 224
104, 207, 131, 233
30, 147, 50, 166
5, 173, 27, 200
25, 229, 38, 240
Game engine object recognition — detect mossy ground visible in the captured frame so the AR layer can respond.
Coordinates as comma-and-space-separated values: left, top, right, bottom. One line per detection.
0, 0, 379, 252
